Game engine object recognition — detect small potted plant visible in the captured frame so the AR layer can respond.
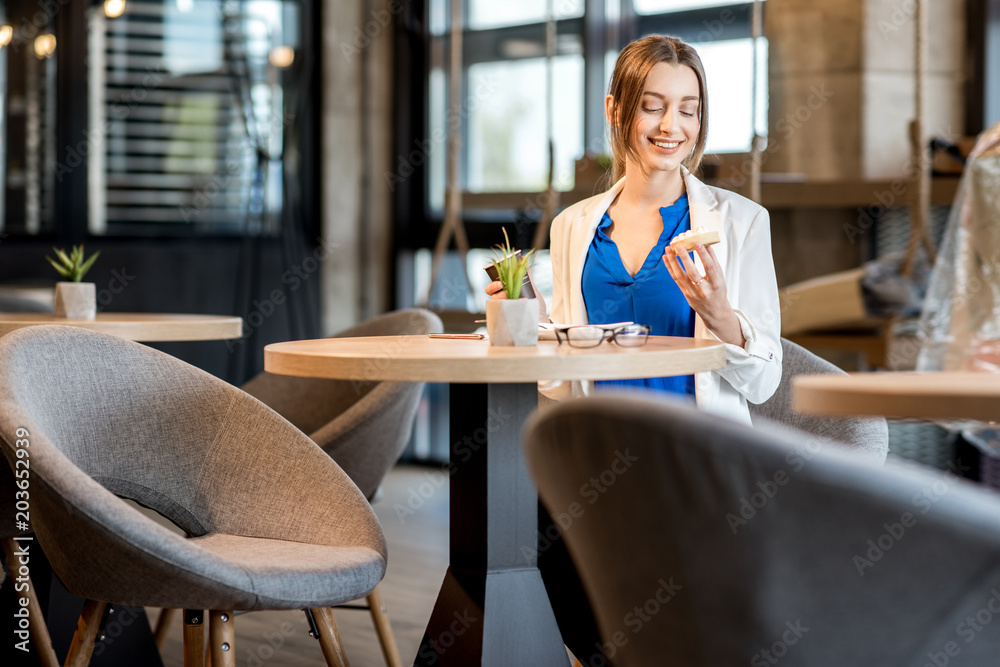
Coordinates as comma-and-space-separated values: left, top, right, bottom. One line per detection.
486, 228, 538, 346
47, 245, 100, 319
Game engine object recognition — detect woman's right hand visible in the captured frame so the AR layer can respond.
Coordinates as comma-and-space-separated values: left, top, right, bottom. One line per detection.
485, 280, 507, 299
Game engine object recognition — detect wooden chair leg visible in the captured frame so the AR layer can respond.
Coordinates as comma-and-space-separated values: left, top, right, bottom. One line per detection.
183, 609, 206, 667
64, 599, 107, 667
154, 608, 178, 651
209, 610, 235, 667
366, 587, 402, 667
2, 538, 59, 667
311, 607, 351, 667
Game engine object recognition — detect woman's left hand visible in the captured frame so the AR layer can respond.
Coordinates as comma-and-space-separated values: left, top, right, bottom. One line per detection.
663, 242, 746, 347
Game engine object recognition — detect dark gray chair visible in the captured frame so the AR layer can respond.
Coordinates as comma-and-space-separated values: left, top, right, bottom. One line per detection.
0, 325, 387, 667
749, 338, 889, 463
240, 307, 441, 667
525, 393, 1000, 666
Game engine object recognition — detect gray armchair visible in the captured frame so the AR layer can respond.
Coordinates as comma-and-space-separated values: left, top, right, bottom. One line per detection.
749, 338, 888, 463
525, 394, 1000, 666
240, 307, 442, 666
0, 325, 387, 666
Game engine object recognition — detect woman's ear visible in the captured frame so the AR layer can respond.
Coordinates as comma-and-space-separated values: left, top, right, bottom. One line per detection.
604, 94, 617, 127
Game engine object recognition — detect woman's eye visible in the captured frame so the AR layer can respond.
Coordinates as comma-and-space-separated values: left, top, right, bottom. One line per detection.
643, 107, 662, 113
680, 111, 695, 117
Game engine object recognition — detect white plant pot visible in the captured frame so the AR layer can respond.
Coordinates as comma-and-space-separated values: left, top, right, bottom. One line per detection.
54, 282, 96, 320
486, 298, 539, 346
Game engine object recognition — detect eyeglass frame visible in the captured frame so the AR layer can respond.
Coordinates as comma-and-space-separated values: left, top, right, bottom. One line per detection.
553, 323, 652, 348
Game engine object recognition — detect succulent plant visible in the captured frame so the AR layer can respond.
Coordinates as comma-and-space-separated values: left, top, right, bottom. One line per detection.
46, 245, 100, 283
490, 228, 534, 300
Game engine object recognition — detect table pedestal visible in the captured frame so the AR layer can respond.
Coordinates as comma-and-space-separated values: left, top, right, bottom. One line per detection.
414, 383, 568, 666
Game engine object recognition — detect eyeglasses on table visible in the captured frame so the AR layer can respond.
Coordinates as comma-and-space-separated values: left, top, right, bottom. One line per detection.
554, 323, 651, 348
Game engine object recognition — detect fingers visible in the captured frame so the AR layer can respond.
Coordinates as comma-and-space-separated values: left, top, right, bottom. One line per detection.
485, 280, 508, 299
663, 246, 703, 289
693, 243, 724, 284
662, 247, 694, 292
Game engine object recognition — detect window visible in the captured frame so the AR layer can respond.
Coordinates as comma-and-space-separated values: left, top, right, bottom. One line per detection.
414, 0, 766, 225
0, 5, 58, 235
87, 0, 300, 234
425, 1, 585, 215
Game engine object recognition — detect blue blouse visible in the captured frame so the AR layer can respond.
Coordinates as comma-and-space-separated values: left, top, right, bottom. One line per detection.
581, 194, 696, 396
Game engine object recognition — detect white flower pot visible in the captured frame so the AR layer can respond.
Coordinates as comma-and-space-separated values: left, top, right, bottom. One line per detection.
486, 298, 539, 346
54, 282, 96, 320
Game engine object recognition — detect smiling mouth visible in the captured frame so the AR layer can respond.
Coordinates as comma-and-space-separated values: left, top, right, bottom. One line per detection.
652, 139, 680, 149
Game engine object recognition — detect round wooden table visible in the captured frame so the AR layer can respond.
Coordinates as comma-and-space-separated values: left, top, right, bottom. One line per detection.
0, 313, 243, 341
265, 334, 725, 667
792, 371, 1000, 422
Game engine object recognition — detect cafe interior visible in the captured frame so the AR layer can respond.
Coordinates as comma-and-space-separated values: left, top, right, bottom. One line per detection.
0, 0, 998, 665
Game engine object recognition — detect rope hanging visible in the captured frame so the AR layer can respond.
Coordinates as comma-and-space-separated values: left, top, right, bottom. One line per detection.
422, 0, 475, 307
748, 0, 764, 204
903, 0, 936, 277
531, 0, 560, 250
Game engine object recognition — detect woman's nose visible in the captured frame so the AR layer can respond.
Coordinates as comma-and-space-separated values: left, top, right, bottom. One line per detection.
659, 110, 675, 133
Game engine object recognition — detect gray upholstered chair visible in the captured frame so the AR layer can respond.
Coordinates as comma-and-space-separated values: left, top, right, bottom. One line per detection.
749, 338, 889, 463
240, 307, 442, 667
525, 394, 1000, 666
0, 325, 387, 667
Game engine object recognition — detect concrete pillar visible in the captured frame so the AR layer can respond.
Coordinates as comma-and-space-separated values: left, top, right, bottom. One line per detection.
321, 0, 395, 335
766, 0, 965, 180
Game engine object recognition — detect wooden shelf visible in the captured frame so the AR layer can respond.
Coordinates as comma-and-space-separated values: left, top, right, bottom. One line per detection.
461, 177, 961, 212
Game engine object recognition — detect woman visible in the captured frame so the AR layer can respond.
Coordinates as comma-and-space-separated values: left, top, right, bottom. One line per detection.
487, 35, 783, 665
488, 34, 782, 422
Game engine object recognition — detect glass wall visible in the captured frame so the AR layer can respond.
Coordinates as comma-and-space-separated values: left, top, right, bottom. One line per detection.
421, 0, 767, 218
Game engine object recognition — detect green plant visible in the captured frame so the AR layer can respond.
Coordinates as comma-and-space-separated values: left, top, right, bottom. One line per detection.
490, 228, 534, 300
46, 245, 100, 282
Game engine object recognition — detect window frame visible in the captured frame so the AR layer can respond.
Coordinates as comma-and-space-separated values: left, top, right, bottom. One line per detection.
393, 0, 764, 252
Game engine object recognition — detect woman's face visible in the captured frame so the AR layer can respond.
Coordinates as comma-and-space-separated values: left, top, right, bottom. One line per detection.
619, 62, 701, 177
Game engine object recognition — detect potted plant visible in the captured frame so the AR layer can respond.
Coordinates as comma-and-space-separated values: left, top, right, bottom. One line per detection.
47, 245, 100, 319
486, 229, 538, 346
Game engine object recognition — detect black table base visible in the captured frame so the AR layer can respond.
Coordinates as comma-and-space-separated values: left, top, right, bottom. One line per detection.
414, 383, 569, 666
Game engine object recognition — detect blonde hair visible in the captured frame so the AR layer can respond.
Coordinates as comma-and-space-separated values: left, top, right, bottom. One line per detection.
606, 35, 709, 182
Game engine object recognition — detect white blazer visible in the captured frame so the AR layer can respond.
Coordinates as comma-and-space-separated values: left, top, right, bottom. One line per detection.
544, 168, 782, 424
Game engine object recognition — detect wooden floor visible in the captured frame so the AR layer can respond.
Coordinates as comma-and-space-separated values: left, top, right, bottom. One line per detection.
153, 464, 450, 667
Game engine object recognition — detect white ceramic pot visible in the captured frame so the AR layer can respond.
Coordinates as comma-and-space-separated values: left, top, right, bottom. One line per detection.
486, 298, 539, 346
54, 282, 96, 320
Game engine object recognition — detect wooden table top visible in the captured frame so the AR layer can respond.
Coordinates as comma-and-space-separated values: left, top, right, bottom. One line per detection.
792, 371, 1000, 422
0, 312, 243, 342
264, 334, 726, 383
